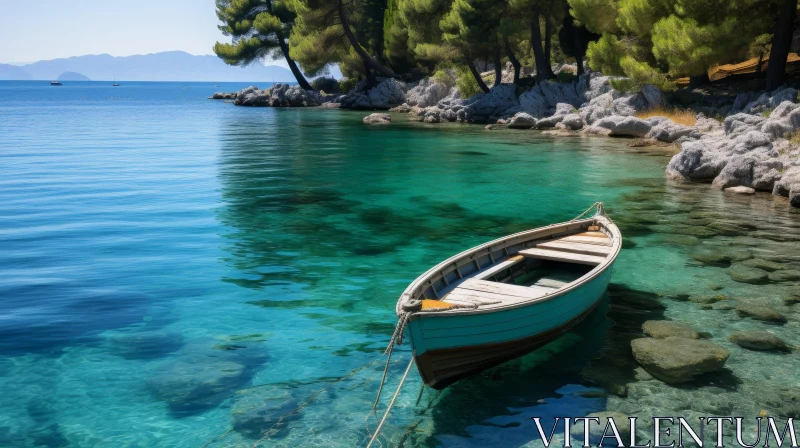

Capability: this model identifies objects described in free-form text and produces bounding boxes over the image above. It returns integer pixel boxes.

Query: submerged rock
[769,270,800,282]
[106,330,184,360]
[691,248,753,266]
[729,331,789,351]
[642,320,700,339]
[362,113,391,125]
[688,294,729,305]
[736,301,787,322]
[147,354,248,414]
[631,337,730,384]
[738,258,785,272]
[231,388,299,438]
[570,411,632,445]
[727,265,770,284]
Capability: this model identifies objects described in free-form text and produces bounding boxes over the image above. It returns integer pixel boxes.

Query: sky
[0,0,289,68]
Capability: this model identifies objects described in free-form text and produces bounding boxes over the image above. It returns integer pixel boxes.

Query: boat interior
[414,222,617,312]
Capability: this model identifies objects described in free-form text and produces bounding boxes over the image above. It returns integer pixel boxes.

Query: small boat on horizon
[50,81,62,86]
[393,202,621,389]
[112,74,119,86]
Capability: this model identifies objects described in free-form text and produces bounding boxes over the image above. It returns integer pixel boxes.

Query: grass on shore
[633,108,697,126]
[787,130,800,146]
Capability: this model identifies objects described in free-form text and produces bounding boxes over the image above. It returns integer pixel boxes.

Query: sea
[1,80,800,447]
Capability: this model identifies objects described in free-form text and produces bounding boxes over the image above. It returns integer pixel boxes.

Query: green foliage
[432,68,457,87]
[568,0,619,34]
[750,33,772,61]
[616,0,670,37]
[311,77,340,93]
[455,65,482,97]
[652,15,748,77]
[339,77,359,93]
[618,56,676,91]
[586,34,626,75]
[214,0,292,67]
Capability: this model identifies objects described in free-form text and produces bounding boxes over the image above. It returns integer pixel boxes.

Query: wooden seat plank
[575,231,608,238]
[519,248,606,266]
[556,235,613,247]
[537,240,613,256]
[456,279,550,299]
[474,255,525,280]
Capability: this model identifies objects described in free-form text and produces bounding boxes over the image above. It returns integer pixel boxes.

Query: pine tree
[289,0,395,88]
[214,0,313,90]
[573,0,773,90]
[766,0,798,90]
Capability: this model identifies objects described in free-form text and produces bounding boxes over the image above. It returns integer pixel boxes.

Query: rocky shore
[211,72,800,207]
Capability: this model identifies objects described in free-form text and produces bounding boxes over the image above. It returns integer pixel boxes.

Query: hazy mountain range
[0,51,305,82]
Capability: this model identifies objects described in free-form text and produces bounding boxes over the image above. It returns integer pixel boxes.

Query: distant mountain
[6,51,299,82]
[57,71,91,81]
[0,63,32,80]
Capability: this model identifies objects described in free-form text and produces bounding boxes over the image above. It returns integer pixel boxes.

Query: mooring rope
[366,358,416,448]
[570,201,605,222]
[371,294,498,413]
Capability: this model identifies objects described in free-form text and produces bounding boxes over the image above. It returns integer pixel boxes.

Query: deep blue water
[2,80,800,447]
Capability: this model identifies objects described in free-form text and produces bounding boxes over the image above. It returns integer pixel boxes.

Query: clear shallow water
[2,81,800,447]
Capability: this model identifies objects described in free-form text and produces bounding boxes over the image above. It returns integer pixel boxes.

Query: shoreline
[211,73,800,209]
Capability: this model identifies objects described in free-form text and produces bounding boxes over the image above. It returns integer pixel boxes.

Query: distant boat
[112,74,119,87]
[50,81,62,86]
[393,202,621,389]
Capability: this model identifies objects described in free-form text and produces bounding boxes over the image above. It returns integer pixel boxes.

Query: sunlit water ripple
[1,81,800,447]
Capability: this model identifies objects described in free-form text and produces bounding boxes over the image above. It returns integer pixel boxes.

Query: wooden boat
[394,203,621,389]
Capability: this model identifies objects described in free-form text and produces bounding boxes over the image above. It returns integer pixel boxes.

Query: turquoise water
[2,81,800,447]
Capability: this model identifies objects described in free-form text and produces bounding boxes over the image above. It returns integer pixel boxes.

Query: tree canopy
[214,0,799,93]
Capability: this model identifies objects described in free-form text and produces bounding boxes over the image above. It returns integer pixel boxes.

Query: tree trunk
[504,37,521,83]
[757,53,764,74]
[276,29,313,90]
[468,59,490,93]
[766,0,798,91]
[689,73,710,88]
[337,0,396,78]
[267,0,313,90]
[530,14,549,82]
[544,16,553,79]
[575,51,585,76]
[493,43,503,87]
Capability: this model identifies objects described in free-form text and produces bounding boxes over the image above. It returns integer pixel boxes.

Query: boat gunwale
[396,215,621,317]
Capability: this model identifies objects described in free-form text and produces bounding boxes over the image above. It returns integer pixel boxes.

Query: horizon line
[0,50,289,66]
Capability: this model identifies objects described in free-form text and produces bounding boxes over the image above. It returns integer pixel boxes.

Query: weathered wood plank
[537,240,613,256]
[474,255,525,280]
[519,248,606,265]
[556,235,613,246]
[456,279,549,299]
[576,231,608,238]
